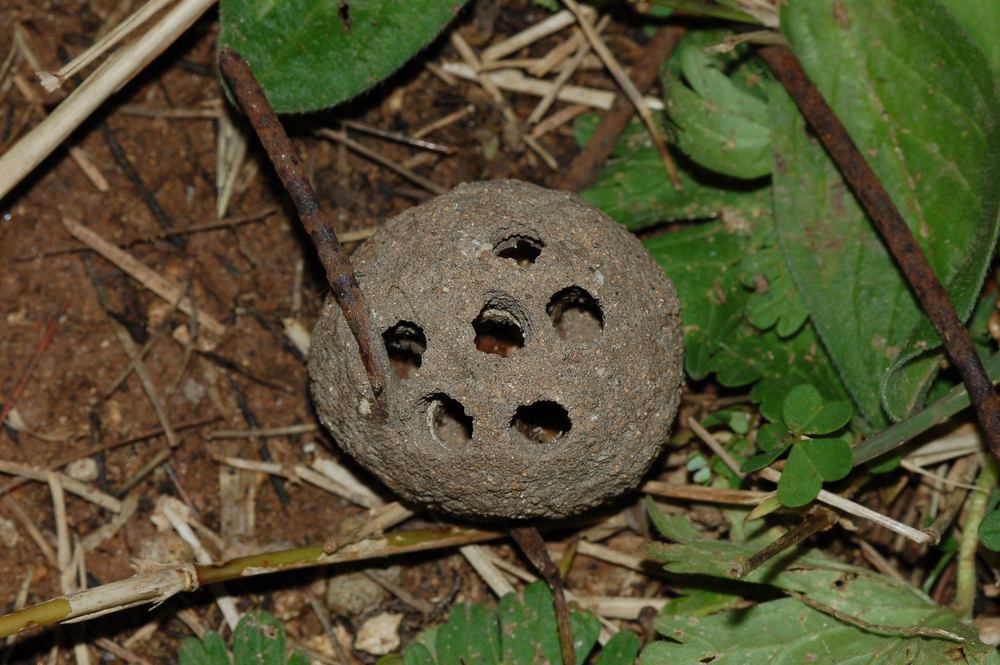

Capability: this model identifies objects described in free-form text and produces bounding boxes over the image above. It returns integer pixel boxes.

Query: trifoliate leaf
[778,436,853,507]
[783,384,853,435]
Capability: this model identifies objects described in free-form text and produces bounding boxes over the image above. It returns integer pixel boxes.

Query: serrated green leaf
[179,632,232,665]
[644,524,998,663]
[940,1,1000,77]
[577,115,770,231]
[783,384,853,435]
[593,631,640,665]
[774,0,1000,425]
[979,511,1000,552]
[436,601,500,665]
[220,0,466,113]
[778,437,853,507]
[232,612,291,665]
[738,238,808,337]
[658,586,744,618]
[646,496,701,544]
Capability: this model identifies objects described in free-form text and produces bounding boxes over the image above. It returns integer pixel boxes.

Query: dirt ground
[0,1,677,661]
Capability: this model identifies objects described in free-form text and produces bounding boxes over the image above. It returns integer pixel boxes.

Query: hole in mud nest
[473,306,525,357]
[494,234,543,266]
[426,394,473,448]
[511,401,571,443]
[547,286,603,344]
[383,321,426,379]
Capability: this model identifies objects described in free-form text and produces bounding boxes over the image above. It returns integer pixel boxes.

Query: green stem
[852,351,1000,466]
[955,457,998,618]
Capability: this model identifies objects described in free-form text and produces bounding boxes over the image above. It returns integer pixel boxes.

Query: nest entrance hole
[494,234,543,266]
[547,286,603,344]
[383,321,427,379]
[511,401,571,444]
[473,306,525,357]
[426,394,473,448]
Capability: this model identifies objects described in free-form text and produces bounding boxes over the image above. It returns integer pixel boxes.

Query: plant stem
[852,351,1000,465]
[759,44,1000,464]
[510,526,575,665]
[954,457,998,618]
[218,47,391,414]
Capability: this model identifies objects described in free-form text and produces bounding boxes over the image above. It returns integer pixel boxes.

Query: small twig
[63,218,226,337]
[922,454,981,545]
[225,374,289,507]
[2,494,57,565]
[110,321,180,449]
[688,416,746,478]
[314,128,447,195]
[411,105,475,139]
[562,0,681,190]
[0,462,121,513]
[733,507,837,578]
[461,544,515,597]
[642,480,770,505]
[481,8,593,62]
[510,527,575,665]
[560,26,685,192]
[759,44,1000,463]
[218,47,391,412]
[341,120,456,154]
[207,423,317,439]
[527,15,609,126]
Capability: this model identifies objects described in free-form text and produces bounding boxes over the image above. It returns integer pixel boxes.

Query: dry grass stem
[0,462,121,513]
[11,74,110,193]
[575,541,647,573]
[527,15,609,125]
[0,0,215,200]
[412,105,475,139]
[481,8,594,62]
[160,500,241,630]
[688,417,746,478]
[114,448,171,496]
[314,128,447,195]
[572,596,667,620]
[64,218,226,337]
[310,458,383,507]
[441,63,664,112]
[856,539,907,583]
[118,105,222,119]
[642,480,771,505]
[1,494,57,565]
[757,468,932,544]
[111,322,180,449]
[561,0,681,189]
[39,0,175,91]
[461,544,516,597]
[94,637,152,665]
[901,458,985,492]
[342,120,456,154]
[82,493,140,551]
[530,29,585,77]
[207,424,318,439]
[529,103,589,139]
[216,107,248,218]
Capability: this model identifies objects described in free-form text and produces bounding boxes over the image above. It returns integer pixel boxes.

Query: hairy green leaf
[940,1,1000,76]
[774,0,1000,425]
[220,0,466,113]
[663,33,771,179]
[782,384,853,435]
[979,511,1000,552]
[644,523,998,663]
[576,115,770,231]
[737,238,808,337]
[181,612,307,665]
[593,631,640,665]
[180,632,232,665]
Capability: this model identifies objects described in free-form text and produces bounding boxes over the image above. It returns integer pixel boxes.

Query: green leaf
[940,1,1000,77]
[644,523,999,664]
[577,115,770,231]
[593,631,640,665]
[646,496,701,544]
[232,612,299,665]
[774,0,1000,425]
[436,601,500,665]
[979,511,1000,552]
[757,422,791,450]
[663,33,772,179]
[778,436,853,507]
[782,384,853,435]
[220,0,466,113]
[740,447,786,474]
[738,237,808,337]
[180,632,232,665]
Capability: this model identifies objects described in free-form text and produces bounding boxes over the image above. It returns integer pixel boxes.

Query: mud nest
[309,180,683,519]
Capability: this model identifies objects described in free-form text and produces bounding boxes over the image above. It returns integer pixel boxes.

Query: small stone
[354,612,403,655]
[64,457,98,482]
[325,571,386,617]
[0,515,19,548]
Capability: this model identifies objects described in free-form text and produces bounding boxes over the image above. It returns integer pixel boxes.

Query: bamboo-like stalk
[0,526,503,638]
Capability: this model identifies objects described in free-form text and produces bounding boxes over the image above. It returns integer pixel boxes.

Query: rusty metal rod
[218,47,390,414]
[758,44,1000,461]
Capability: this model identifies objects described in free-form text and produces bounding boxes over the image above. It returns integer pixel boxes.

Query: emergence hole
[511,401,572,444]
[494,234,543,266]
[473,306,525,357]
[382,321,426,379]
[426,394,473,448]
[547,286,603,344]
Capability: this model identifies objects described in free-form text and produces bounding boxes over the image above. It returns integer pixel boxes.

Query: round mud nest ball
[309,180,683,519]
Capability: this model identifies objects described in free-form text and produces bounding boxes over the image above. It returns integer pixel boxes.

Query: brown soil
[0,1,669,662]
